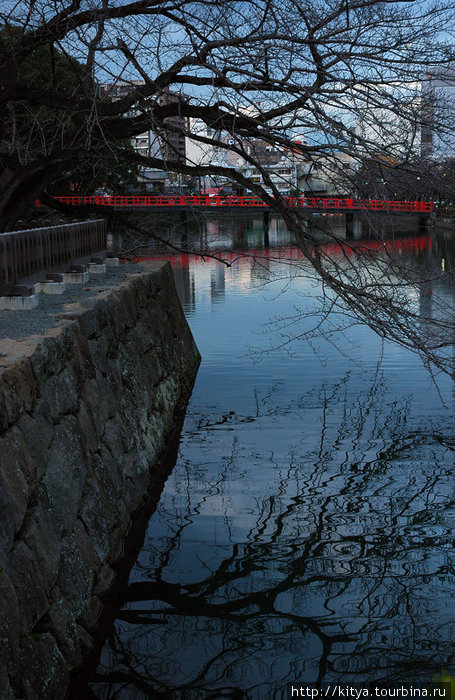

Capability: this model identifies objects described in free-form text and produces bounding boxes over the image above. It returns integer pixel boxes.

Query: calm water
[91,216,455,699]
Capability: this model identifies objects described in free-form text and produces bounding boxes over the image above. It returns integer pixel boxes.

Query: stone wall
[0,262,200,699]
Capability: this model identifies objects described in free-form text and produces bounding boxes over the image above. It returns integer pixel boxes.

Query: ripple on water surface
[90,234,455,698]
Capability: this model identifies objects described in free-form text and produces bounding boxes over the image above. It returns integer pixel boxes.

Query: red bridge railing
[0,219,106,295]
[43,195,434,212]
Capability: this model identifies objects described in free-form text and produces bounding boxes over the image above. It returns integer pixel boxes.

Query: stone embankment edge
[0,262,201,699]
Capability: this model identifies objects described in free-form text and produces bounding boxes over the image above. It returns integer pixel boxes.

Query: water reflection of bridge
[141,234,436,317]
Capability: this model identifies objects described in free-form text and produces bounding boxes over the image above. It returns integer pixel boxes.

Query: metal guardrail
[0,219,107,296]
[43,195,434,212]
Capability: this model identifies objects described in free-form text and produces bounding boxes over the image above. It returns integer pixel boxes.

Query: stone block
[101,414,129,456]
[108,526,126,564]
[62,271,89,284]
[15,413,54,483]
[86,337,108,375]
[86,450,129,530]
[79,481,110,563]
[71,323,96,383]
[21,506,61,592]
[0,294,38,310]
[116,282,143,330]
[88,262,106,274]
[0,478,17,552]
[33,281,66,295]
[0,358,37,432]
[77,307,101,340]
[7,541,49,635]
[77,401,100,453]
[0,438,29,544]
[97,325,117,358]
[40,599,83,669]
[82,375,118,425]
[42,416,88,533]
[73,517,100,575]
[29,331,73,394]
[56,535,92,618]
[0,570,20,671]
[92,296,113,332]
[6,425,36,488]
[93,564,115,597]
[16,633,68,700]
[76,595,103,632]
[108,292,135,337]
[40,369,79,421]
[105,256,120,267]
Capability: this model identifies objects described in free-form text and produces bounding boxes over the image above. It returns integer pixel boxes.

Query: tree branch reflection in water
[90,373,455,698]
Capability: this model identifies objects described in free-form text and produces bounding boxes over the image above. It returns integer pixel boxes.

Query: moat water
[91,214,455,698]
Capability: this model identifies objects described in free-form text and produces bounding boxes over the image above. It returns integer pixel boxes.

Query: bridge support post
[418,214,433,232]
[346,213,354,238]
[263,210,270,247]
[180,211,188,245]
[234,221,247,248]
[345,213,362,239]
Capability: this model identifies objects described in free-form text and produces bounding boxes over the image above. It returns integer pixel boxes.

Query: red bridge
[47,195,433,213]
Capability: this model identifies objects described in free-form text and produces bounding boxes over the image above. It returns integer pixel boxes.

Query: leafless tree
[89,374,455,696]
[3,0,455,373]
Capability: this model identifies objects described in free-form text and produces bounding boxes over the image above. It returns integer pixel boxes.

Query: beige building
[299,152,359,195]
[100,82,187,190]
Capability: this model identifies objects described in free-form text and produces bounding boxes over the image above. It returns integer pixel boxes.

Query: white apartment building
[421,70,455,158]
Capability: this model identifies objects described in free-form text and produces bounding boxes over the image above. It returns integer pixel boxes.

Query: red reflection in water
[126,235,433,267]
